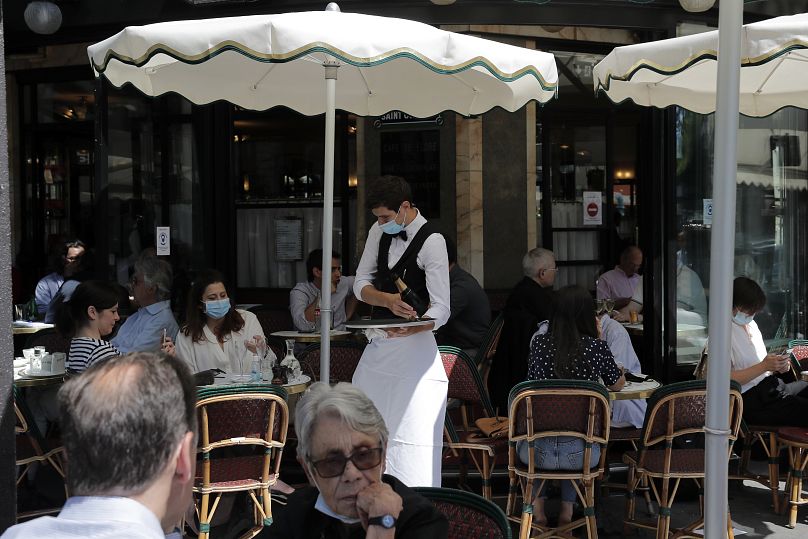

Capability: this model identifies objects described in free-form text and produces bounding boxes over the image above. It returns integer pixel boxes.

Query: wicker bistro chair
[414,486,512,539]
[439,346,506,500]
[297,340,366,383]
[778,426,808,528]
[730,420,781,513]
[622,380,743,539]
[13,386,67,521]
[193,384,289,539]
[506,380,611,539]
[475,313,504,385]
[247,305,294,335]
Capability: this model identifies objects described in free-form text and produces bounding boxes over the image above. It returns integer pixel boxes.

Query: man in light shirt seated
[598,313,647,428]
[112,254,179,353]
[2,352,197,539]
[35,239,86,315]
[290,249,358,331]
[597,245,643,310]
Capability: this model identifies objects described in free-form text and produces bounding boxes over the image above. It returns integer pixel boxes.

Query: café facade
[4,0,808,380]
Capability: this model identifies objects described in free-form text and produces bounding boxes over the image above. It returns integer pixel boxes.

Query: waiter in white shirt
[353,175,450,488]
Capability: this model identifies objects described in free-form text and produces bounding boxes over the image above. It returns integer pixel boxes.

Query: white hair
[295,382,389,461]
[522,248,555,278]
[135,255,173,301]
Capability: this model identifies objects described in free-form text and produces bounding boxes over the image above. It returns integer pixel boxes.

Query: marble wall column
[455,115,484,284]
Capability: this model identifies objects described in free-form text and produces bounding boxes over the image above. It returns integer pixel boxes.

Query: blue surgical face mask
[380,206,405,235]
[732,311,755,326]
[204,298,231,320]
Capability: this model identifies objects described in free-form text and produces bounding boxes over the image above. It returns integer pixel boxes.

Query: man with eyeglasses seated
[112,252,179,353]
[262,382,448,538]
[290,249,358,332]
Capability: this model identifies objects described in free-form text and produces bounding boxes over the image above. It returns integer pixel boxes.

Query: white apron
[352,330,448,487]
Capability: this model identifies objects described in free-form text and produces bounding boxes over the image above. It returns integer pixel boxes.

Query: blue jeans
[517,436,601,503]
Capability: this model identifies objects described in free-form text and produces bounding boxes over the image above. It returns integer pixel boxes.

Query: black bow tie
[395,230,408,241]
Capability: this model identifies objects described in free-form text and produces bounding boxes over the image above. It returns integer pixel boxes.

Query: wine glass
[595,299,606,316]
[605,298,616,316]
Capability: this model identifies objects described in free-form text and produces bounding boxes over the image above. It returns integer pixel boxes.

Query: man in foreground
[2,352,198,538]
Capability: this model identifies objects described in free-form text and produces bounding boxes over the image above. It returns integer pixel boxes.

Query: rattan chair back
[414,486,512,539]
[248,304,293,335]
[639,379,742,451]
[193,384,289,537]
[440,346,496,417]
[506,379,611,539]
[13,386,67,521]
[298,340,365,383]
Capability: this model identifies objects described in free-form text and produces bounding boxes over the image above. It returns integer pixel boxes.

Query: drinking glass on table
[595,299,606,316]
[605,298,616,316]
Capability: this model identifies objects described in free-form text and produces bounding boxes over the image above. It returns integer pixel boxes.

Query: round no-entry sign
[587,202,599,217]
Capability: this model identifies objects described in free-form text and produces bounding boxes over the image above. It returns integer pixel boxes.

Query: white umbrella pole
[320,60,339,384]
[704,1,743,537]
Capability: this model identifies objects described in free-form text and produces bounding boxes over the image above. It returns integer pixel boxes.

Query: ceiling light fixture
[678,0,715,13]
[24,1,62,35]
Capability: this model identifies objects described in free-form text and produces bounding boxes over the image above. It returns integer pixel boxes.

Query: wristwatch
[367,514,397,529]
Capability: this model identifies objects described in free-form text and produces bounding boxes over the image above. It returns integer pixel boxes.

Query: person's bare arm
[731,354,789,386]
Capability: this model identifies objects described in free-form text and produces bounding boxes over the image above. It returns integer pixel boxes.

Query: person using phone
[728,277,808,426]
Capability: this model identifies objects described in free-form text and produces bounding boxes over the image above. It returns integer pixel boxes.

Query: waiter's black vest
[371,221,438,319]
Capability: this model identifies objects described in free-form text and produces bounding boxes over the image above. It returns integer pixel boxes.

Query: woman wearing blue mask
[173,269,275,374]
[729,276,808,426]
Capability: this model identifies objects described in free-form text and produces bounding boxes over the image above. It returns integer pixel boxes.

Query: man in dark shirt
[487,247,557,412]
[436,236,491,355]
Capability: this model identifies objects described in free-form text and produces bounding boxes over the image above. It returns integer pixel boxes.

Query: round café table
[14,370,65,388]
[12,323,55,336]
[609,379,661,401]
[209,373,311,395]
[270,330,352,343]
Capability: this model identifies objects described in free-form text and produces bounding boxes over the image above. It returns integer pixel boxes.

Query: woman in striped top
[56,280,122,374]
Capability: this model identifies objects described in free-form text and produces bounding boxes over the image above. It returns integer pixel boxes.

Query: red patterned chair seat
[609,426,641,442]
[623,448,706,476]
[195,454,278,491]
[432,501,505,539]
[778,427,808,445]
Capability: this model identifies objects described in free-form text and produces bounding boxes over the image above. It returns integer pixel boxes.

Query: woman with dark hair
[728,276,808,426]
[522,285,625,526]
[55,280,121,374]
[173,269,275,373]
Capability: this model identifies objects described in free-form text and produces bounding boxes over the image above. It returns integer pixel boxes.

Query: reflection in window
[674,107,808,365]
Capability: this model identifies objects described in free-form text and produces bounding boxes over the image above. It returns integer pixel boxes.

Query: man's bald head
[619,246,643,277]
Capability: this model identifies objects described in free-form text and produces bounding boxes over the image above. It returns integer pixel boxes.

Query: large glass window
[106,89,200,285]
[674,107,808,365]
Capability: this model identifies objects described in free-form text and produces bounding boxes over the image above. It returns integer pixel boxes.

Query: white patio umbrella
[594,7,808,538]
[593,12,808,116]
[88,4,558,383]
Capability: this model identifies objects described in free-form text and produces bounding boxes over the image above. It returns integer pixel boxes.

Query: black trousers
[742,375,808,427]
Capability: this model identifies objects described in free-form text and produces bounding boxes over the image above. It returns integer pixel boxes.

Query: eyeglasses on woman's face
[308,446,383,478]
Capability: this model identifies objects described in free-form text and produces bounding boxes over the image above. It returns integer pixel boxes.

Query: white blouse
[175,309,275,374]
[729,319,769,393]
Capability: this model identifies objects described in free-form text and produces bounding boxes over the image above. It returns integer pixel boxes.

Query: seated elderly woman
[263,382,448,538]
